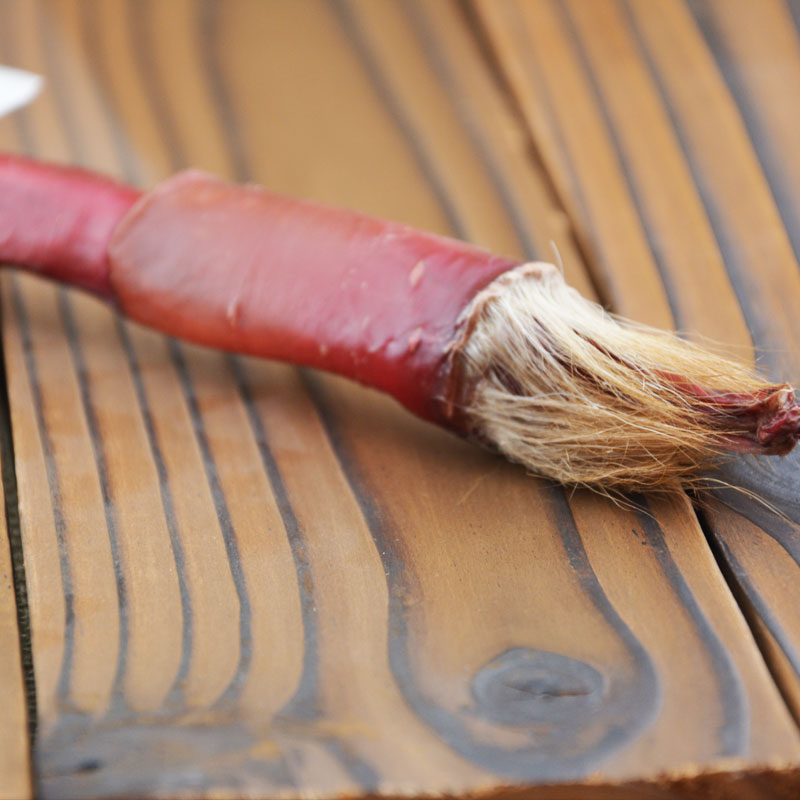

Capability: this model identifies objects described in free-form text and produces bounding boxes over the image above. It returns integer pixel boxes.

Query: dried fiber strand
[457,263,800,493]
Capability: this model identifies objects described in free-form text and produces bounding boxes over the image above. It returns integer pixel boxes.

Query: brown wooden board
[0,11,38,800]
[0,0,799,797]
[476,0,800,765]
[684,0,800,726]
[0,380,31,797]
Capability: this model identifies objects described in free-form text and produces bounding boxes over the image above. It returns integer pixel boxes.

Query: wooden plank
[0,0,799,797]
[683,0,800,723]
[0,408,31,800]
[476,0,800,744]
[0,10,41,800]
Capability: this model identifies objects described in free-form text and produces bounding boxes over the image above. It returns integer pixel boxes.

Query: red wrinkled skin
[1,154,799,457]
[108,170,519,423]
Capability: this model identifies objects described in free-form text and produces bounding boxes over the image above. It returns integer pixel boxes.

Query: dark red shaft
[0,154,139,297]
[0,157,519,423]
[110,171,519,422]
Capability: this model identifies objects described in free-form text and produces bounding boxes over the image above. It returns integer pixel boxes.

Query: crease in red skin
[1,153,800,459]
[0,154,139,297]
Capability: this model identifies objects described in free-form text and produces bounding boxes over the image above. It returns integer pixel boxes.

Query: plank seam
[463,0,800,745]
[698,506,800,731]
[620,0,800,737]
[0,0,40,761]
[0,287,37,747]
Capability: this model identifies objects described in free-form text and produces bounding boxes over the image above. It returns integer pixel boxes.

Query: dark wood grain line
[76,0,194,712]
[620,0,800,511]
[121,0,258,709]
[57,291,129,711]
[125,0,186,171]
[197,0,250,182]
[8,2,86,719]
[115,321,194,708]
[35,0,88,167]
[304,372,660,780]
[708,490,800,684]
[459,0,611,309]
[175,0,320,723]
[687,0,800,270]
[710,518,800,681]
[194,8,381,783]
[619,0,800,705]
[403,1,539,261]
[621,1,782,379]
[8,276,73,712]
[635,499,749,755]
[227,356,320,720]
[218,367,379,789]
[0,1,39,743]
[331,13,659,765]
[715,493,800,584]
[555,2,684,330]
[33,0,136,719]
[168,340,252,707]
[329,0,468,240]
[501,0,594,237]
[232,355,383,788]
[496,0,630,309]
[78,0,141,179]
[0,298,35,738]
[317,738,381,792]
[296,3,660,776]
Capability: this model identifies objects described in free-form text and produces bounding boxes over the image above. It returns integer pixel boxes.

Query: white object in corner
[0,65,43,118]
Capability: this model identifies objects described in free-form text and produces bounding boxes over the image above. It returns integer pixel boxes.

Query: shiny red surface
[109,170,519,422]
[0,154,139,297]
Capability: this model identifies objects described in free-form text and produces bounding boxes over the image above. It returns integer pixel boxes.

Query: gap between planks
[460,0,800,743]
[459,0,800,744]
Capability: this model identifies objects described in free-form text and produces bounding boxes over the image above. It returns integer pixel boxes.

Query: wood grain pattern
[0,408,31,799]
[0,9,37,800]
[0,0,799,797]
[477,0,800,750]
[685,0,800,724]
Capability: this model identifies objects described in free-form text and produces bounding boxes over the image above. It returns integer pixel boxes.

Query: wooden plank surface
[0,11,37,800]
[0,403,31,799]
[686,0,800,725]
[0,0,799,797]
[475,0,800,738]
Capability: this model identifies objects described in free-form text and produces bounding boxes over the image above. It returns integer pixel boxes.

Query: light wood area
[0,0,799,798]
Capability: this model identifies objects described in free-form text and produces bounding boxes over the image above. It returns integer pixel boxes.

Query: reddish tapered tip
[750,386,800,454]
[708,384,800,456]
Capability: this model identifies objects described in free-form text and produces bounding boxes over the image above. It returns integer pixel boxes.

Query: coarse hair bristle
[455,262,800,494]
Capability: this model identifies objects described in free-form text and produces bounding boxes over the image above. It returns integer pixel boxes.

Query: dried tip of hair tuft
[453,262,800,493]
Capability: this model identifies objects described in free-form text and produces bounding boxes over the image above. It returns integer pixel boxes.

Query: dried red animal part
[1,154,798,491]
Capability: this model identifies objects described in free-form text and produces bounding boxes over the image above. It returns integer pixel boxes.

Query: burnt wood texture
[0,1,799,798]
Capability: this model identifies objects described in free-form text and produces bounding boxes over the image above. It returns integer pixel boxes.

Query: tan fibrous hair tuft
[454,263,800,493]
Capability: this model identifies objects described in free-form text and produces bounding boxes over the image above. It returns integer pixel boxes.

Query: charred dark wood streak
[308,372,660,781]
[625,0,800,691]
